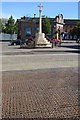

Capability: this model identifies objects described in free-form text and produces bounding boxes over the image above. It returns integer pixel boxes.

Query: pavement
[0,42,80,120]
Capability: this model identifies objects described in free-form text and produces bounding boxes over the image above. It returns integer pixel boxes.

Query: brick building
[63,19,80,39]
[17,15,80,40]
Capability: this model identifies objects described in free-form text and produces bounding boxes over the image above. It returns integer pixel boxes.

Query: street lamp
[33,14,36,48]
[34,14,36,18]
[33,14,36,37]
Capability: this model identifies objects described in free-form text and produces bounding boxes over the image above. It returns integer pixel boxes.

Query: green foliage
[70,21,80,37]
[4,16,18,34]
[0,19,4,33]
[42,16,51,35]
[14,22,18,34]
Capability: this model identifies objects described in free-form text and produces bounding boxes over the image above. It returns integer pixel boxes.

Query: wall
[0,33,17,41]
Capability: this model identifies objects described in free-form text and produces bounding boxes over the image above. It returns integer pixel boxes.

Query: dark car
[9,39,21,45]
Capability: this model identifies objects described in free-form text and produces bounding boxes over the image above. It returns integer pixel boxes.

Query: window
[26,27,31,35]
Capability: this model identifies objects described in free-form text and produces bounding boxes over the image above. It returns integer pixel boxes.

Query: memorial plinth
[35,33,51,47]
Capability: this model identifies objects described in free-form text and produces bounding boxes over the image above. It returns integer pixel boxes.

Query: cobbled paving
[2,67,80,120]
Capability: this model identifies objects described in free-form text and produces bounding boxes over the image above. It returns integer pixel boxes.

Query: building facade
[17,15,80,40]
[63,19,80,39]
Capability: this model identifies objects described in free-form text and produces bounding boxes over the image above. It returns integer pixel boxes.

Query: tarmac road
[0,42,79,71]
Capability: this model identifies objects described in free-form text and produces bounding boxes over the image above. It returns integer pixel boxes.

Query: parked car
[9,39,21,45]
[8,36,34,46]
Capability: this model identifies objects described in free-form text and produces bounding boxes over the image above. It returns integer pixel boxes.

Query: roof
[17,16,80,25]
[64,19,80,25]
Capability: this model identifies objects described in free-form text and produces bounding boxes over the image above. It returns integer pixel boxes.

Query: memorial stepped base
[35,33,52,48]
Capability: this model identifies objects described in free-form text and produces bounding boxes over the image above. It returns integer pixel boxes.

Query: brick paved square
[2,68,80,120]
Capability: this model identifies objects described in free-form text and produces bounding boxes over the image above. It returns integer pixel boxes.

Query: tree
[0,19,4,33]
[70,21,80,38]
[14,22,18,34]
[4,16,18,34]
[42,16,51,35]
[76,22,80,38]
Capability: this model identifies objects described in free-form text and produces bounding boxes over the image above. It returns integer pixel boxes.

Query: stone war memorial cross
[35,1,52,47]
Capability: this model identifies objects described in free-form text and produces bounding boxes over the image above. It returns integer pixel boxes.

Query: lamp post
[33,14,36,37]
[33,14,36,48]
